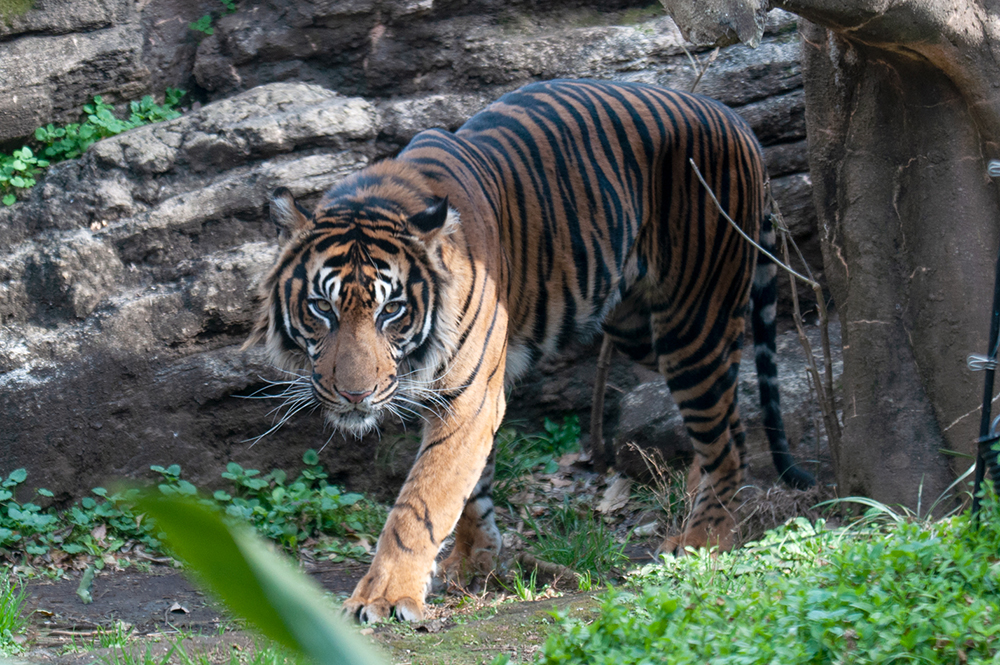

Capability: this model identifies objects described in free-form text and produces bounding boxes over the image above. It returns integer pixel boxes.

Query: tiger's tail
[750,213,815,490]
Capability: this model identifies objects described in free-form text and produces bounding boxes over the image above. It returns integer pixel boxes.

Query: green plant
[538,494,1000,664]
[189,0,238,35]
[93,621,134,649]
[212,449,385,551]
[493,415,581,505]
[511,566,543,602]
[33,91,184,166]
[526,500,629,582]
[136,493,383,665]
[0,147,48,205]
[0,573,28,654]
[1,89,185,205]
[103,642,179,665]
[0,451,384,566]
[0,466,160,561]
[188,14,213,34]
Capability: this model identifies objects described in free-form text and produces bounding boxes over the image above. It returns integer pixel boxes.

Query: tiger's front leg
[343,375,506,622]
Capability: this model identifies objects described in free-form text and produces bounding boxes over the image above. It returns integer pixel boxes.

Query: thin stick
[780,229,841,473]
[776,206,839,424]
[680,44,721,93]
[689,158,817,287]
[767,187,842,446]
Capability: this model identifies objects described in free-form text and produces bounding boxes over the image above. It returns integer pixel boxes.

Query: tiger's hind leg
[651,307,748,555]
[438,448,502,590]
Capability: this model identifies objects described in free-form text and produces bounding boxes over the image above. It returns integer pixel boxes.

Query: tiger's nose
[337,388,373,404]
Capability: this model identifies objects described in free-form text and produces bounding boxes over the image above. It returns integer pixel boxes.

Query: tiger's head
[245,162,459,436]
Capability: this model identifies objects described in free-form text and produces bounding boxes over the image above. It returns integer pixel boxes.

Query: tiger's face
[247,166,456,436]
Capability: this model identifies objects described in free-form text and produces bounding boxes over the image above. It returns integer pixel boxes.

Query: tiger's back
[248,79,811,623]
[402,80,765,379]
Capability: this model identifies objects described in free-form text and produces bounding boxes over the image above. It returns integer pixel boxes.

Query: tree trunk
[661,0,1000,510]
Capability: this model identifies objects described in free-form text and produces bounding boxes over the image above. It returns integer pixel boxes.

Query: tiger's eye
[383,301,402,315]
[314,300,332,312]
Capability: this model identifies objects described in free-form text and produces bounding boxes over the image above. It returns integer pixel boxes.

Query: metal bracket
[967,353,998,372]
[979,414,1000,448]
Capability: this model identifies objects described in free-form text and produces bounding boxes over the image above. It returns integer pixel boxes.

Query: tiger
[245,78,814,623]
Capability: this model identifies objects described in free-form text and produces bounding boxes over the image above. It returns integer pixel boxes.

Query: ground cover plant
[1,89,185,205]
[0,449,385,571]
[538,492,1000,664]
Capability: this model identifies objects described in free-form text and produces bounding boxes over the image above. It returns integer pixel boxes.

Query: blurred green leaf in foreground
[136,493,384,665]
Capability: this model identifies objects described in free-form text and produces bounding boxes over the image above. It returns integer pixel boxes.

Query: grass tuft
[0,574,28,654]
[526,501,629,583]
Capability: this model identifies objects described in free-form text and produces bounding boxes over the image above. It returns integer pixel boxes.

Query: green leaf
[176,480,198,496]
[136,493,383,665]
[303,449,320,466]
[4,468,27,486]
[37,488,54,498]
[77,565,95,603]
[2,194,15,206]
[189,14,214,35]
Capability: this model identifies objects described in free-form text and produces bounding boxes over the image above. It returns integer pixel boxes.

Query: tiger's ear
[269,187,312,245]
[406,196,457,241]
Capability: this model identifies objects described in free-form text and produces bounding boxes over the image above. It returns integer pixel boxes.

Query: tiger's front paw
[342,594,424,623]
[342,567,429,623]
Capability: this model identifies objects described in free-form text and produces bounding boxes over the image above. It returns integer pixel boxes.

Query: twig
[680,44,721,93]
[768,192,842,473]
[777,205,839,434]
[689,158,816,287]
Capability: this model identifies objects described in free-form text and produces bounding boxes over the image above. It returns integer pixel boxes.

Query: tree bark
[661,0,1000,510]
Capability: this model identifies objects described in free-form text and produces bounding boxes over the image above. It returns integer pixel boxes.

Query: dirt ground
[12,553,608,665]
[15,560,362,663]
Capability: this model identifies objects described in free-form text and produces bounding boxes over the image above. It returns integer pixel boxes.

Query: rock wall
[0,1,828,501]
